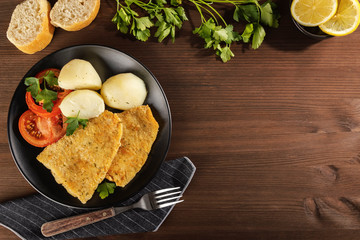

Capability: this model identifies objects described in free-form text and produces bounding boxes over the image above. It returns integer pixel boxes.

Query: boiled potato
[59,90,105,119]
[101,73,147,110]
[58,59,102,90]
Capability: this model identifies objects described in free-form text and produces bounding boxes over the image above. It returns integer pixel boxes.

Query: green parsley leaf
[135,17,153,31]
[155,0,167,7]
[193,18,215,39]
[252,23,266,49]
[35,88,58,112]
[234,4,259,23]
[214,28,228,42]
[155,21,172,42]
[260,2,274,27]
[154,12,164,22]
[130,18,136,34]
[224,25,241,44]
[118,21,130,34]
[97,181,116,199]
[241,23,254,43]
[78,118,88,128]
[204,37,214,49]
[176,7,188,21]
[118,8,131,25]
[218,46,234,63]
[135,28,151,41]
[24,77,40,98]
[65,113,88,136]
[43,70,58,86]
[131,16,153,41]
[170,0,179,6]
[170,25,176,41]
[158,26,171,42]
[155,21,168,37]
[165,8,182,28]
[260,1,280,28]
[233,6,241,22]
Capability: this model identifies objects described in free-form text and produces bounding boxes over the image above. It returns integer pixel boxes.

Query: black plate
[7,45,172,209]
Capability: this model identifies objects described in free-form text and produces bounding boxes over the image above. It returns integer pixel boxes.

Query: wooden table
[2,0,360,239]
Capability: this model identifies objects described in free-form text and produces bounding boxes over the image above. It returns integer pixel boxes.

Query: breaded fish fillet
[106,105,159,187]
[37,110,123,204]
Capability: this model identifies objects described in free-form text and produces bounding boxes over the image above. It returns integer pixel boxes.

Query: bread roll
[50,0,100,31]
[6,0,54,54]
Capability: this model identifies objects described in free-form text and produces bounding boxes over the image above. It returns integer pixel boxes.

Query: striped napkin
[0,157,195,240]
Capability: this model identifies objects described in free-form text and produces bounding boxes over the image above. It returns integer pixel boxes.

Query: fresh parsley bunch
[112,0,188,42]
[112,0,280,62]
[191,0,279,62]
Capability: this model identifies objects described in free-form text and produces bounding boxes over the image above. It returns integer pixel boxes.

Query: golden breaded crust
[37,110,122,204]
[106,105,159,187]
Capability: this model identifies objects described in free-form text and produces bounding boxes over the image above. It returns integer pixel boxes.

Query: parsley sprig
[112,0,279,62]
[24,71,59,112]
[65,111,89,136]
[191,0,279,62]
[233,0,279,49]
[97,181,117,199]
[112,0,188,42]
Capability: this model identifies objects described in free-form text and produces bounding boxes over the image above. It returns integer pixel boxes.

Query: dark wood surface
[2,0,360,239]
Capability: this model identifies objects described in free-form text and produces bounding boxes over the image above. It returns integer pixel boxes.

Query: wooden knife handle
[41,207,115,237]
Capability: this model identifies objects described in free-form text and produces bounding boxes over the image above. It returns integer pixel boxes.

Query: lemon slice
[319,0,360,36]
[291,0,338,27]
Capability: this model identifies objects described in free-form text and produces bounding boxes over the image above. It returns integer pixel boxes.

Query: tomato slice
[25,68,71,118]
[47,114,67,143]
[35,68,60,80]
[25,91,61,118]
[18,110,66,147]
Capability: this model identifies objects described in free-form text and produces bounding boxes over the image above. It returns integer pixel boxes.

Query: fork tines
[154,187,184,208]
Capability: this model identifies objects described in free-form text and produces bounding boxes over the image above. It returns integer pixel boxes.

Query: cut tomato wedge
[18,110,66,147]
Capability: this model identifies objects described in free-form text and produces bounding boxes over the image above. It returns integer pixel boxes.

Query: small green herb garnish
[97,181,117,199]
[65,112,89,136]
[24,70,59,112]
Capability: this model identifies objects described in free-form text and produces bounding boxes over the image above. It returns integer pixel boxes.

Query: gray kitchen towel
[0,156,195,240]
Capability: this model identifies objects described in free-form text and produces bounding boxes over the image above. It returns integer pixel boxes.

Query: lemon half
[291,0,338,27]
[319,0,360,36]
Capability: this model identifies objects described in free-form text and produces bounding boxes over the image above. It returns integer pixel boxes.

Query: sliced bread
[6,0,54,54]
[50,0,100,31]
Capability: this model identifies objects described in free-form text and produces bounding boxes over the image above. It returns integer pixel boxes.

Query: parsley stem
[190,0,227,26]
[190,0,217,24]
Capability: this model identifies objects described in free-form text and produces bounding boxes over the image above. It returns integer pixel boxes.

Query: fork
[41,187,183,237]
